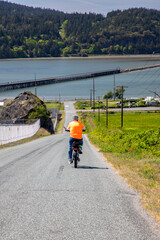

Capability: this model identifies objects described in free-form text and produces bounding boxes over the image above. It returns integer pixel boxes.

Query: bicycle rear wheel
[74,154,77,168]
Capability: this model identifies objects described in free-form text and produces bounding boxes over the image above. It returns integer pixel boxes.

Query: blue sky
[5,0,160,15]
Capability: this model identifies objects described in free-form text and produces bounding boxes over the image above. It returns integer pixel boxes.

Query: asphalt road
[0,101,160,240]
[77,106,160,113]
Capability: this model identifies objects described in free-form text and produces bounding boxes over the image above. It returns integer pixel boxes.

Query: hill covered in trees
[0,1,159,58]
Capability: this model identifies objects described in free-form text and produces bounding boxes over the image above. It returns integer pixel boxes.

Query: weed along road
[0,101,160,240]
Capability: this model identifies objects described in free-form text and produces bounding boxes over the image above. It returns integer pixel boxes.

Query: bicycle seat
[72,141,80,148]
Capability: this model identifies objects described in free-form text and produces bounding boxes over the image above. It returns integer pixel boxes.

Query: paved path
[0,101,160,240]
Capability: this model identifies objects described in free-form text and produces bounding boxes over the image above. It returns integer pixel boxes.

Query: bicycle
[63,125,85,168]
[72,140,81,168]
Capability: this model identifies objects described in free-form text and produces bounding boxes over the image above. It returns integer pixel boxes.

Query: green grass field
[107,111,160,129]
[45,101,64,110]
[82,111,160,156]
[80,110,160,224]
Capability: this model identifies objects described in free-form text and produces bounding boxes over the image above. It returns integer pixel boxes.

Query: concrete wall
[0,119,40,145]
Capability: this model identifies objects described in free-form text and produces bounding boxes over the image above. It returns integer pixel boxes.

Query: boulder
[0,91,54,134]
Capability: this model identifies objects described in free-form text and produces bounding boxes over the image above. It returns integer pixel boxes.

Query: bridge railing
[0,68,120,86]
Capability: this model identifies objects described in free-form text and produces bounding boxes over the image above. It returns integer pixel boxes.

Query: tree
[62,46,71,56]
[80,49,88,57]
[103,91,113,99]
[0,2,159,58]
[115,87,125,99]
[50,41,61,57]
[13,46,27,58]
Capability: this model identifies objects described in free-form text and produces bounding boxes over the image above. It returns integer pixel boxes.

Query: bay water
[0,56,160,100]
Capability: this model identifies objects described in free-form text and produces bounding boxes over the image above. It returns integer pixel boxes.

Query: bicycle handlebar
[63,126,85,132]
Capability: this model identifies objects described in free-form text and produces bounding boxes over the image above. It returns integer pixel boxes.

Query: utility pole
[117,86,128,128]
[113,74,115,100]
[35,73,37,96]
[90,89,92,107]
[98,96,100,122]
[106,98,108,128]
[121,86,124,128]
[59,93,61,106]
[92,78,95,111]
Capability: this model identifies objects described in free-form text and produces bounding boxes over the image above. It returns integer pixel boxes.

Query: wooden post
[106,98,108,128]
[121,86,124,128]
[35,73,37,96]
[93,78,95,111]
[90,89,92,107]
[117,85,127,128]
[113,74,115,100]
[98,96,100,122]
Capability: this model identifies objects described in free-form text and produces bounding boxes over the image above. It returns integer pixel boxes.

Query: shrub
[28,105,50,119]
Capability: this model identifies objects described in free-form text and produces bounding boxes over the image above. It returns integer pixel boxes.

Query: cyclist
[64,115,85,164]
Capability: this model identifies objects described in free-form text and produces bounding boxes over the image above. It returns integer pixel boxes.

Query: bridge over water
[0,64,159,92]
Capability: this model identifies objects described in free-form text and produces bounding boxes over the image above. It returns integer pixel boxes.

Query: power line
[124,57,160,87]
[138,67,160,97]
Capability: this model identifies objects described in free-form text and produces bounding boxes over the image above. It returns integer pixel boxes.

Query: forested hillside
[0,1,159,58]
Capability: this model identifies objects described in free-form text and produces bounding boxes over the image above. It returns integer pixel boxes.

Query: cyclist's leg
[79,138,83,146]
[68,137,74,159]
[78,138,83,154]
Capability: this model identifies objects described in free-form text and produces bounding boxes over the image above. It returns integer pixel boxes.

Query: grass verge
[81,111,160,226]
[55,112,65,134]
[45,101,64,110]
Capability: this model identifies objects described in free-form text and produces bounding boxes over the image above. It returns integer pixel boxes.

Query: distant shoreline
[1,54,160,61]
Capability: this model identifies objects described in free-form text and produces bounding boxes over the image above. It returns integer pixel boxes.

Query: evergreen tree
[0,2,159,58]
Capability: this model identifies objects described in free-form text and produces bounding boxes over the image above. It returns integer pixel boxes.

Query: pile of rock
[0,91,54,133]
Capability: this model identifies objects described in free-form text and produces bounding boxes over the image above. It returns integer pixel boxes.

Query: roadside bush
[137,100,146,107]
[89,126,160,157]
[28,105,50,119]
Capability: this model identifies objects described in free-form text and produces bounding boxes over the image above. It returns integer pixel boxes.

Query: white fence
[0,119,40,145]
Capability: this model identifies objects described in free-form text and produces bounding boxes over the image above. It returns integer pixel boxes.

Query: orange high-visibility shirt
[67,121,84,139]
